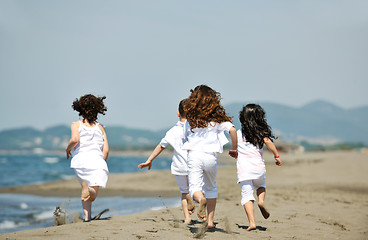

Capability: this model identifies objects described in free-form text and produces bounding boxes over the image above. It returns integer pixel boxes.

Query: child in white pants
[183,85,238,230]
[138,99,195,224]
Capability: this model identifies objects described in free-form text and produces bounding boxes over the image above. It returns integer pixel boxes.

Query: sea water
[0,153,180,234]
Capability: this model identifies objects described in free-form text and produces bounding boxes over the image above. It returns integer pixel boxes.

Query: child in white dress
[237,104,281,231]
[182,85,238,230]
[66,94,109,222]
[138,99,195,224]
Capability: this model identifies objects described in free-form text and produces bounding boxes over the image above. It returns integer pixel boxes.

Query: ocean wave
[43,157,60,164]
[0,220,29,230]
[19,203,28,209]
[35,211,53,221]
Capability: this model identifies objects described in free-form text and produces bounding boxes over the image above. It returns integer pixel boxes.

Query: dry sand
[1,150,367,240]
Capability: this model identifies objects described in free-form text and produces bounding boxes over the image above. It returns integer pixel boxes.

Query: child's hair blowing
[72,94,107,124]
[239,104,275,148]
[185,85,232,129]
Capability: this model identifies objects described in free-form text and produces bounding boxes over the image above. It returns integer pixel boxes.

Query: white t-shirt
[70,121,108,171]
[236,129,266,183]
[160,121,188,176]
[182,121,234,153]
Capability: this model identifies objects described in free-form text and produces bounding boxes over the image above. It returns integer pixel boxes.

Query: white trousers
[239,178,266,206]
[187,151,218,199]
[175,175,189,194]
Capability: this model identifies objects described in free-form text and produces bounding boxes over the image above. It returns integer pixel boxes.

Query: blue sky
[0,0,367,131]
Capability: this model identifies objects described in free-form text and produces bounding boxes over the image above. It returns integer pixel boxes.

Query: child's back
[236,129,266,184]
[160,120,188,175]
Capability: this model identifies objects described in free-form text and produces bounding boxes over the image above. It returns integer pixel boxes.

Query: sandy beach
[1,150,367,240]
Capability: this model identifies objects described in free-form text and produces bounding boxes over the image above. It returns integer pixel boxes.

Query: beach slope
[1,151,367,240]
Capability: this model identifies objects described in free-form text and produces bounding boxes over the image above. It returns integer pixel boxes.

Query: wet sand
[1,151,367,239]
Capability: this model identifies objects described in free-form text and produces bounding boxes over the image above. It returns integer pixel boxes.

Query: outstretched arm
[264,137,281,166]
[138,144,165,170]
[66,122,80,159]
[228,126,238,159]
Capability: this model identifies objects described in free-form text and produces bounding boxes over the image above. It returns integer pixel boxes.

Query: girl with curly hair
[66,94,109,222]
[237,104,281,231]
[182,85,238,230]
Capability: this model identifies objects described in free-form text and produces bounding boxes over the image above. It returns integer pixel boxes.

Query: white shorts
[74,168,108,188]
[239,178,266,206]
[175,175,189,194]
[187,151,218,199]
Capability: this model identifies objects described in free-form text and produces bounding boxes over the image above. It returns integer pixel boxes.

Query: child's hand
[274,157,282,166]
[138,161,152,170]
[229,149,238,159]
[66,149,72,159]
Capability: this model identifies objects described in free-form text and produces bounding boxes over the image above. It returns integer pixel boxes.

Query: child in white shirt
[138,99,195,224]
[237,104,281,231]
[182,85,238,230]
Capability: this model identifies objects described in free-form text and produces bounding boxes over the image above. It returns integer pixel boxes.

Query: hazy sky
[1,0,367,131]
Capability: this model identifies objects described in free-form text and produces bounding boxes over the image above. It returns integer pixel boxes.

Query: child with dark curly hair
[182,85,238,230]
[237,104,281,231]
[66,94,109,222]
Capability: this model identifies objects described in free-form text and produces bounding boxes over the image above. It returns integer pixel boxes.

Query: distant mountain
[225,100,368,145]
[0,125,164,151]
[0,100,367,150]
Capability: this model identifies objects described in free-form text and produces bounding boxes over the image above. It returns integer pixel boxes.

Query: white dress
[236,129,266,183]
[70,121,109,188]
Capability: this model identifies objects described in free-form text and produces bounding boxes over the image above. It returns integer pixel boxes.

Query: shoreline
[1,151,368,239]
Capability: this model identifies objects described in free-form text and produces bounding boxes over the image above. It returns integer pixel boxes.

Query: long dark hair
[72,94,107,124]
[239,104,275,148]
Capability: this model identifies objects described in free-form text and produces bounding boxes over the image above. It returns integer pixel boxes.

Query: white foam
[0,220,17,229]
[19,203,28,209]
[43,157,59,164]
[35,211,53,221]
[0,220,28,230]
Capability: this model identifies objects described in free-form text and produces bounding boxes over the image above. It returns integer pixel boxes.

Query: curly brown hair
[184,85,232,129]
[72,94,107,124]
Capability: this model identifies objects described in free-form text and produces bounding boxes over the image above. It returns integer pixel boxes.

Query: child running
[237,104,281,231]
[182,85,238,230]
[66,94,109,222]
[138,99,195,224]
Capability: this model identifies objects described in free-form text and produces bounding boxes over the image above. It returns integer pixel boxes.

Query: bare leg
[243,200,256,231]
[81,182,90,201]
[181,193,192,224]
[193,191,207,222]
[82,200,92,221]
[257,187,270,219]
[207,198,216,229]
[88,186,99,202]
[81,186,99,221]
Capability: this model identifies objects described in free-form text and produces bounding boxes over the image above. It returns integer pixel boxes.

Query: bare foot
[186,195,195,215]
[81,182,90,201]
[208,223,216,229]
[197,198,207,222]
[184,218,192,225]
[246,225,257,231]
[258,202,270,219]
